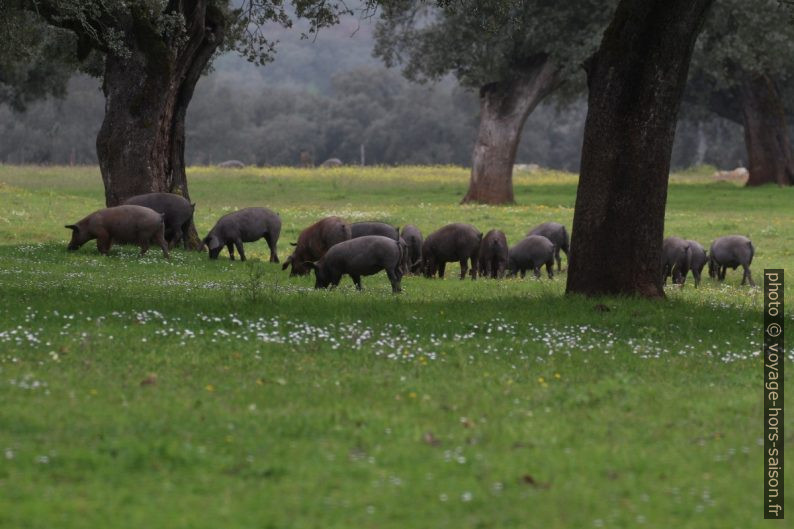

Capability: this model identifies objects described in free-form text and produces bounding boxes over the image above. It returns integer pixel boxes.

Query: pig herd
[64,192,757,292]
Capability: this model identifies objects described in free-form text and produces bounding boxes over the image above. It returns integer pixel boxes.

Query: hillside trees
[688,0,794,186]
[374,0,615,204]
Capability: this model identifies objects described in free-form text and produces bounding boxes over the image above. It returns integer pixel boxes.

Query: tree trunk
[739,71,794,187]
[96,2,225,248]
[566,0,713,298]
[461,56,559,205]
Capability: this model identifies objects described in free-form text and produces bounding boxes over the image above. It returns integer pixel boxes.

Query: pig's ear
[290,242,297,247]
[190,203,196,210]
[303,261,317,270]
[64,224,77,231]
[281,256,292,271]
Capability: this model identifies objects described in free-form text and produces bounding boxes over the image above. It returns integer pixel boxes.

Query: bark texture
[461,56,559,205]
[97,1,226,248]
[566,0,713,298]
[739,72,794,186]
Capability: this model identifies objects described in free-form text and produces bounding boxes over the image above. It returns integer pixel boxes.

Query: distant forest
[0,12,747,171]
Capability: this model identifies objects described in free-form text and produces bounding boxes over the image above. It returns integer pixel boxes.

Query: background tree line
[1,9,747,170]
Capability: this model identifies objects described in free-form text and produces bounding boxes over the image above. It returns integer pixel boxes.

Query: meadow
[0,164,791,528]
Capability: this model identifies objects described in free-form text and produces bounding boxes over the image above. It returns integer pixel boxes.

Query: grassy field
[0,164,791,528]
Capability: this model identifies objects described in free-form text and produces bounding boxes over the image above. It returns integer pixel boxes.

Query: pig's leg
[438,262,446,279]
[458,259,467,280]
[182,220,192,249]
[555,247,561,271]
[169,226,182,250]
[693,269,701,287]
[97,235,112,255]
[154,231,170,259]
[469,255,477,280]
[234,239,246,262]
[351,274,363,291]
[226,242,235,261]
[386,267,401,293]
[139,239,150,256]
[264,233,279,263]
[533,265,542,279]
[742,264,755,286]
[546,261,554,279]
[394,260,404,281]
[720,265,727,281]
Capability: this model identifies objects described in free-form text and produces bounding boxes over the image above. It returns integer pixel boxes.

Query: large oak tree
[374,0,614,204]
[566,0,714,298]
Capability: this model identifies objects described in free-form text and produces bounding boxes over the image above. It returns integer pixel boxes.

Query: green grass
[0,164,791,528]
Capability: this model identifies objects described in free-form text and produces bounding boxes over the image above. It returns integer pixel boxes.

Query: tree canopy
[374,0,614,92]
[687,0,794,119]
[0,2,77,109]
[0,0,364,108]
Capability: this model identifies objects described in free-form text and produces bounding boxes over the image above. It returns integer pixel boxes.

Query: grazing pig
[400,224,423,274]
[478,229,508,279]
[685,240,707,287]
[507,235,555,279]
[202,207,281,262]
[282,216,352,276]
[306,235,404,293]
[217,160,245,169]
[123,192,195,249]
[65,205,169,258]
[661,236,690,285]
[351,221,399,241]
[321,158,343,168]
[422,223,482,280]
[708,235,755,286]
[527,222,569,271]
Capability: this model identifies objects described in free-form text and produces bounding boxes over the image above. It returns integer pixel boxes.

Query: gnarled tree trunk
[566,0,713,298]
[461,56,559,205]
[97,2,226,248]
[739,71,794,187]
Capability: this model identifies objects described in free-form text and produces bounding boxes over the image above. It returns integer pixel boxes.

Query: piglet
[422,223,482,280]
[527,222,569,271]
[708,235,755,286]
[686,240,707,287]
[478,229,508,279]
[351,221,399,240]
[400,224,423,274]
[661,236,690,285]
[283,216,352,276]
[203,207,281,262]
[65,205,169,258]
[507,235,555,279]
[306,235,404,293]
